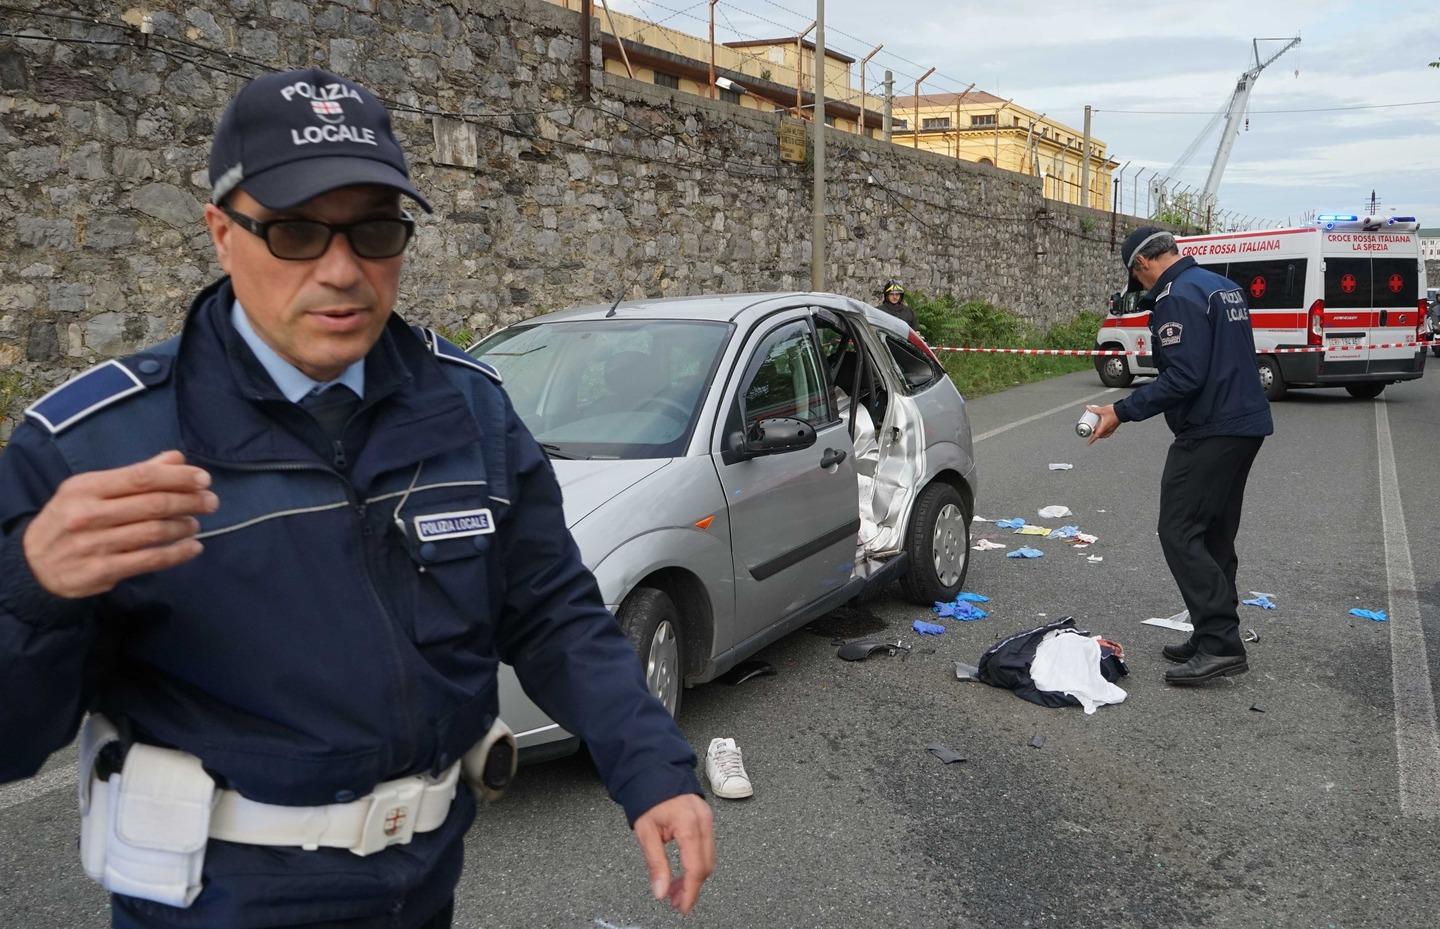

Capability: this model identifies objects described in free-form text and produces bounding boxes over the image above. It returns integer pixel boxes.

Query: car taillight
[1307,299,1324,346]
[909,329,941,365]
[1418,300,1428,339]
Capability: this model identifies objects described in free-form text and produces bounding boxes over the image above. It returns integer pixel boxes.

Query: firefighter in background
[877,280,918,328]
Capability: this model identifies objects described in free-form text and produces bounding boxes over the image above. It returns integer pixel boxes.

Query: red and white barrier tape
[931,342,1427,357]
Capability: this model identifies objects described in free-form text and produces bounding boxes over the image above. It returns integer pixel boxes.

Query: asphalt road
[2,364,1436,929]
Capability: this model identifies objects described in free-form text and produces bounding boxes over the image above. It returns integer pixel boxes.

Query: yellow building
[544,1,1117,208]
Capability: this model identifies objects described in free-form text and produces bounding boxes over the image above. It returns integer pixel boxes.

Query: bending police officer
[1085,227,1273,686]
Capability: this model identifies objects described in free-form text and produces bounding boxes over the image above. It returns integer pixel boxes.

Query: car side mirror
[724,417,816,463]
[1107,292,1122,315]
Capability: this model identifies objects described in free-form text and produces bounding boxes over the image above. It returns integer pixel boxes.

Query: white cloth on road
[1030,630,1128,715]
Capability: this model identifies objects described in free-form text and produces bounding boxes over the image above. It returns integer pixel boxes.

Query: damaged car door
[715,312,859,646]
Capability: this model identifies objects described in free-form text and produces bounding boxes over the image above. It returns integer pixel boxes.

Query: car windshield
[471,319,732,459]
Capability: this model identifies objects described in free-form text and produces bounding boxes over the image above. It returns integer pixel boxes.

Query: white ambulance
[1094,216,1429,399]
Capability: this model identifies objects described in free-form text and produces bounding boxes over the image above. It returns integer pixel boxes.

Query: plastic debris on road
[1074,532,1099,545]
[972,516,992,523]
[913,619,947,636]
[1141,610,1193,632]
[1242,595,1277,610]
[1048,463,1074,471]
[1016,525,1051,536]
[995,517,1026,529]
[1348,608,1388,622]
[934,599,988,621]
[953,661,982,681]
[1048,525,1080,540]
[1038,505,1073,519]
[956,592,990,603]
[718,659,777,686]
[926,742,966,764]
[1087,555,1104,564]
[972,539,1007,551]
[1007,547,1045,559]
[1242,629,1260,643]
[1028,735,1046,749]
[836,639,910,661]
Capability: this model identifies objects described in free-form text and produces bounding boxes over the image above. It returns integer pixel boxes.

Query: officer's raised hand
[23,450,218,598]
[634,793,715,914]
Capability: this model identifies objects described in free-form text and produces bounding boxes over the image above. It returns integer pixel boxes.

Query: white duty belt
[209,762,461,856]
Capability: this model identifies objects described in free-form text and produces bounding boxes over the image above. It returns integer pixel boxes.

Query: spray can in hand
[1076,409,1101,438]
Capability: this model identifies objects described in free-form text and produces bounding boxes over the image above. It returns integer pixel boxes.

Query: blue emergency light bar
[1316,213,1358,222]
[1386,216,1417,224]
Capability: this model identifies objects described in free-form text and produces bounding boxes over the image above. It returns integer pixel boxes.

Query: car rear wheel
[1431,345,1439,358]
[1095,349,1134,388]
[900,482,971,606]
[1345,382,1386,399]
[617,587,683,718]
[1257,355,1286,402]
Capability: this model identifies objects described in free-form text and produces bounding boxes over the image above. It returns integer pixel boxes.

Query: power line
[1097,98,1440,115]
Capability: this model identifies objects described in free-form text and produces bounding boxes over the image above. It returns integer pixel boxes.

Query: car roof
[508,292,902,329]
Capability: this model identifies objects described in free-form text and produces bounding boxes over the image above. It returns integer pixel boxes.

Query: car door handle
[820,448,847,469]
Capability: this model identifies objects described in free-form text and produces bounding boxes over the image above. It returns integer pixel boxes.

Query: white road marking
[1375,399,1440,819]
[973,387,1119,443]
[0,760,76,813]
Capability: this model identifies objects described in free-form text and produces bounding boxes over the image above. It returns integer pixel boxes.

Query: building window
[1012,116,1020,126]
[768,47,786,65]
[970,114,996,127]
[922,116,951,130]
[653,71,680,89]
[893,118,908,129]
[978,157,994,166]
[823,113,836,126]
[719,88,741,105]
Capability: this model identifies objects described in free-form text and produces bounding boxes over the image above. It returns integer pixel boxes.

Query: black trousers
[114,898,452,929]
[1157,435,1264,658]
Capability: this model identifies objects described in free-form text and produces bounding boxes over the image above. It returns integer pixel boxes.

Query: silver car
[470,292,977,756]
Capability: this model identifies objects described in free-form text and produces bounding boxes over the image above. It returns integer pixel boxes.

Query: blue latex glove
[913,619,947,636]
[1348,608,1388,622]
[956,592,990,603]
[934,600,989,621]
[1048,525,1080,540]
[996,518,1026,529]
[1007,547,1044,559]
[1242,596,1277,610]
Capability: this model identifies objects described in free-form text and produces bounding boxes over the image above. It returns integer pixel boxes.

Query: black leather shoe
[1162,641,1197,663]
[1165,651,1248,686]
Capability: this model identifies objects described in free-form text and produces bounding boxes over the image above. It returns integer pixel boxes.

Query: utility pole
[597,0,633,78]
[811,0,827,290]
[795,19,817,115]
[579,0,593,96]
[882,70,893,142]
[952,81,974,160]
[913,67,935,149]
[708,0,718,99]
[1080,105,1092,209]
[857,44,882,137]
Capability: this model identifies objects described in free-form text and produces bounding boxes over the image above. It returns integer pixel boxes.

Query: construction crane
[1200,36,1301,216]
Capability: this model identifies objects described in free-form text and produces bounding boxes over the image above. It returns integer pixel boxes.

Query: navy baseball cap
[1119,226,1172,294]
[208,68,431,213]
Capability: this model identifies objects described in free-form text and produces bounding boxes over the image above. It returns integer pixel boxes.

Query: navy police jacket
[1114,256,1274,439]
[0,278,701,928]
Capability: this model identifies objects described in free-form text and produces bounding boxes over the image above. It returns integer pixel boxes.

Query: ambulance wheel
[618,587,683,718]
[1431,345,1439,357]
[1257,356,1286,401]
[1095,351,1133,388]
[1345,382,1386,400]
[900,482,970,606]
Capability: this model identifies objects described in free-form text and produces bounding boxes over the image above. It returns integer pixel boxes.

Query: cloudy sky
[610,0,1440,228]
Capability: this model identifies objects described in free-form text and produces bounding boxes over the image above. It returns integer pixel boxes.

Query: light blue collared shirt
[231,300,365,402]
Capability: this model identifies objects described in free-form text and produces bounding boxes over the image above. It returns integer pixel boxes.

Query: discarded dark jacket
[976,618,1127,709]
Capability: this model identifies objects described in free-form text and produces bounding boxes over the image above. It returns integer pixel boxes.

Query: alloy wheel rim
[932,503,967,587]
[647,620,680,716]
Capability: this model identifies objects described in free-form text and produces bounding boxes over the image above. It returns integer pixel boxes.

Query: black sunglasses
[221,205,416,260]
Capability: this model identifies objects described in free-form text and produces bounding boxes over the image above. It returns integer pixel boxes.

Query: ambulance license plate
[1327,335,1365,350]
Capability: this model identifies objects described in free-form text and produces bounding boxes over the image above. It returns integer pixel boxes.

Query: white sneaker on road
[705,737,753,799]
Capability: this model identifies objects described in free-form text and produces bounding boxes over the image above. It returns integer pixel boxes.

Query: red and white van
[1094,217,1429,399]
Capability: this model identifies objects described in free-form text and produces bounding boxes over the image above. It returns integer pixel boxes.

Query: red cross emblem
[1340,273,1357,295]
[383,807,408,836]
[1249,276,1267,299]
[1387,273,1404,294]
[311,100,343,116]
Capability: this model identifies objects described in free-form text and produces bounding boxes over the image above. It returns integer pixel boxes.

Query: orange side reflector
[695,516,715,530]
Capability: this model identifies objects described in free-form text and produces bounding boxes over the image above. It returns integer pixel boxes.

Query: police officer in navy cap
[1084,227,1273,685]
[0,68,713,928]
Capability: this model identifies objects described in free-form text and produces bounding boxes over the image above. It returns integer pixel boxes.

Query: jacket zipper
[187,453,419,778]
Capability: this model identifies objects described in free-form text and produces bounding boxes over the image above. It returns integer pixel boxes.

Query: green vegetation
[0,370,40,449]
[908,292,1102,398]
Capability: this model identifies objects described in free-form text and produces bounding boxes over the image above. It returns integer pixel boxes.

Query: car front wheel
[1257,355,1286,402]
[900,482,971,606]
[617,587,684,718]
